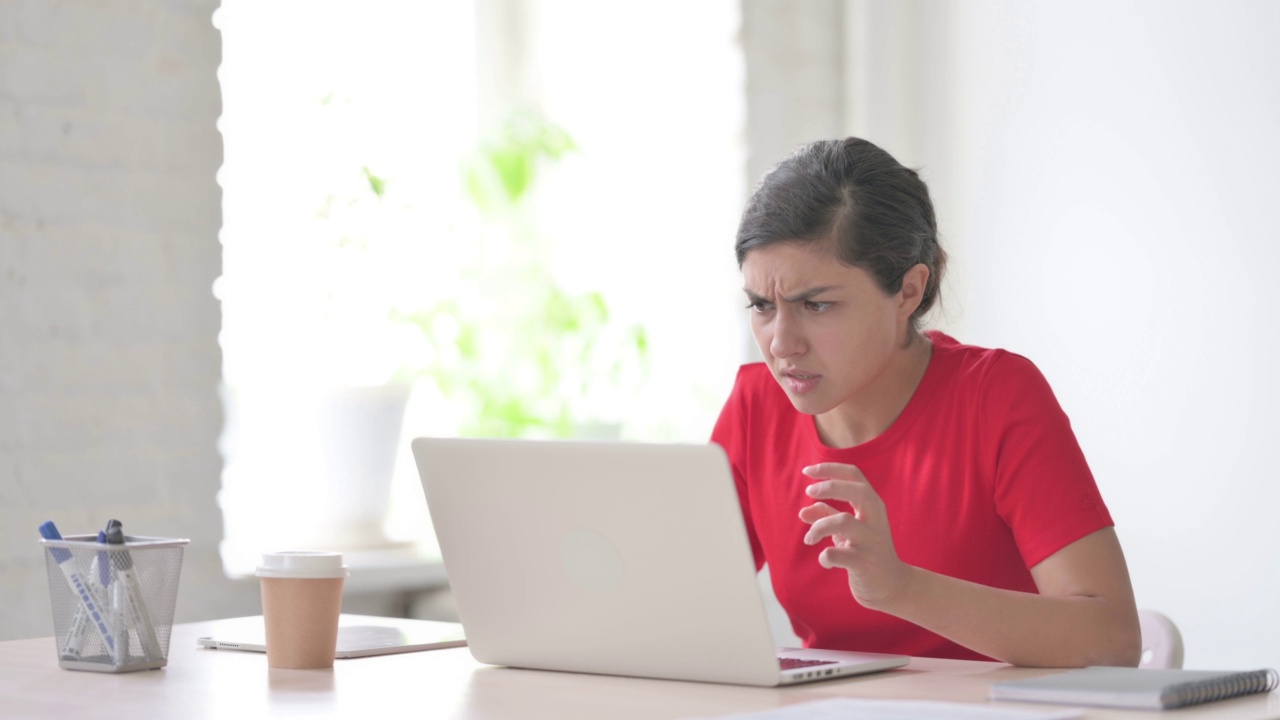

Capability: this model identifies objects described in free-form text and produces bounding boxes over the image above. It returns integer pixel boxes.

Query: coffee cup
[255,551,348,669]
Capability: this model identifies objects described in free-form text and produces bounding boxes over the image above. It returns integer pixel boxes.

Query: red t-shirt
[710,332,1113,661]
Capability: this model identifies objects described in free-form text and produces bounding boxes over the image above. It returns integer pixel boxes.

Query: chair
[1137,609,1184,669]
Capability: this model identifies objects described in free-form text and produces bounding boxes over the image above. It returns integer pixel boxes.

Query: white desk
[1,617,1276,719]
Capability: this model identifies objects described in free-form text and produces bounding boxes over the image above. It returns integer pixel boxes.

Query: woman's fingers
[797,462,909,608]
[797,501,837,523]
[817,545,860,570]
[801,464,885,518]
[802,462,867,483]
[798,463,882,548]
[802,510,861,547]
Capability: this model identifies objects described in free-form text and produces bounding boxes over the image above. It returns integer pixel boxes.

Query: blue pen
[59,530,113,660]
[38,521,119,662]
[55,535,95,660]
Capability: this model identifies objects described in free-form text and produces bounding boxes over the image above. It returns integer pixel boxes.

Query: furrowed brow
[779,286,837,303]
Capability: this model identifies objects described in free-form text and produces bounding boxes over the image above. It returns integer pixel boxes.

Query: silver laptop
[411,437,909,686]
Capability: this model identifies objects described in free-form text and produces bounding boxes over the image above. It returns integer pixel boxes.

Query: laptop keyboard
[778,657,838,670]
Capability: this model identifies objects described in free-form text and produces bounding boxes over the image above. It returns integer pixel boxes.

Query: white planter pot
[312,383,412,549]
[219,382,412,566]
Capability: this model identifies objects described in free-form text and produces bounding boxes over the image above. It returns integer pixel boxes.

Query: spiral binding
[1162,668,1280,709]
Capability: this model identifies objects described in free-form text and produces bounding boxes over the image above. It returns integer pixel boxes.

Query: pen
[96,530,111,589]
[104,520,162,662]
[51,531,96,660]
[60,530,113,660]
[103,524,130,666]
[38,521,119,663]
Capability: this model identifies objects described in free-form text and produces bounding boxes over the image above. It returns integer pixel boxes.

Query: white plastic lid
[255,551,349,579]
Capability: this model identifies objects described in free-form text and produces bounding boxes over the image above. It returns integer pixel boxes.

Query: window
[215,0,746,577]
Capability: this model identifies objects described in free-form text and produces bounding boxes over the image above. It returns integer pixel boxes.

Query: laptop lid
[412,437,908,686]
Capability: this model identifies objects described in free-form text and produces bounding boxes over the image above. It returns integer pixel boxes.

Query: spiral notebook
[989,666,1279,710]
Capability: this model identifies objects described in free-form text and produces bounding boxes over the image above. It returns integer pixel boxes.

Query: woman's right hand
[798,462,913,611]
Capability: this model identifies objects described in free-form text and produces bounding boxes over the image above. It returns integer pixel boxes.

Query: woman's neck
[816,331,934,448]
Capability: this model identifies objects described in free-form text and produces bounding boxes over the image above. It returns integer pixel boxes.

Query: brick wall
[0,0,257,640]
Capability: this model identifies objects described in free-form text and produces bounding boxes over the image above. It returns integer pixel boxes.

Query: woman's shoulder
[926,330,1052,392]
[713,362,796,447]
[722,362,801,417]
[734,361,774,383]
[728,362,782,400]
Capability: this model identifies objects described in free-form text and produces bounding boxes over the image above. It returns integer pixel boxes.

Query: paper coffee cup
[256,551,348,669]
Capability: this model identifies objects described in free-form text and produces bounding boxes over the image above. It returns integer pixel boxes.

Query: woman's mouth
[780,370,821,395]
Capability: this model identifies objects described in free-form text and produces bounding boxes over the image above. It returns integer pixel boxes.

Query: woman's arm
[884,528,1141,667]
[800,464,1141,668]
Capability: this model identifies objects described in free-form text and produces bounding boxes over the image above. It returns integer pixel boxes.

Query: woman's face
[741,241,917,421]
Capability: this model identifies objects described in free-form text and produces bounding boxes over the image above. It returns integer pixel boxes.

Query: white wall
[850,0,1280,669]
[0,0,258,641]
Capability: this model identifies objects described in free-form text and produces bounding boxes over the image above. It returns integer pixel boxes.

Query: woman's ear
[898,263,930,320]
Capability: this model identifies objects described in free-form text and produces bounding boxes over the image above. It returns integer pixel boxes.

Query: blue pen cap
[37,521,72,564]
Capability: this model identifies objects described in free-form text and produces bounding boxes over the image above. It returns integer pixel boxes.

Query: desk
[1,617,1276,719]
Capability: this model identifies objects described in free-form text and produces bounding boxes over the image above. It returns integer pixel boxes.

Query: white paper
[684,697,1084,720]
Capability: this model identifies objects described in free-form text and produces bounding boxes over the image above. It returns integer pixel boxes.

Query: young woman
[711,137,1141,667]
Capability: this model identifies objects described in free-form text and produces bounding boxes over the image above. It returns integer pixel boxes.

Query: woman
[711,137,1140,667]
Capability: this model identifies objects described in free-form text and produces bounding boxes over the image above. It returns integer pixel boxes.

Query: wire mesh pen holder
[40,534,189,672]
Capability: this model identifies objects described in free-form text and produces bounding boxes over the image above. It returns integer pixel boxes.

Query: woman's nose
[769,308,805,359]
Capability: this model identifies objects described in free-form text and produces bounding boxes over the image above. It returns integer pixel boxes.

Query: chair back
[1138,609,1184,669]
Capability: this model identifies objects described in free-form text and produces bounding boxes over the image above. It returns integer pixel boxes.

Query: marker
[104,520,162,662]
[57,530,113,660]
[103,524,131,665]
[96,530,111,589]
[38,521,118,663]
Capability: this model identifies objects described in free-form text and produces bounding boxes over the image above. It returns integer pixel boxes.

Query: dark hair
[735,137,946,325]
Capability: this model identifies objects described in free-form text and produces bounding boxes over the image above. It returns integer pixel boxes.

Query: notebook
[687,697,1084,720]
[196,614,466,658]
[411,437,910,687]
[989,666,1280,710]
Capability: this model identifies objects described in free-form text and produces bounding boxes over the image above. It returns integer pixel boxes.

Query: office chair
[1137,609,1184,669]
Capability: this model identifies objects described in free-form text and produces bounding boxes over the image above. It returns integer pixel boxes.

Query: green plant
[396,110,649,438]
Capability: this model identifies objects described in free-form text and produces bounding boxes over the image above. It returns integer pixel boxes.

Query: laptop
[411,437,909,686]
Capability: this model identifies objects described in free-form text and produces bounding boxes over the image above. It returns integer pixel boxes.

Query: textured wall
[0,0,256,640]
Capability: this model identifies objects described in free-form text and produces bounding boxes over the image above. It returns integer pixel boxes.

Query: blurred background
[3,0,1278,670]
